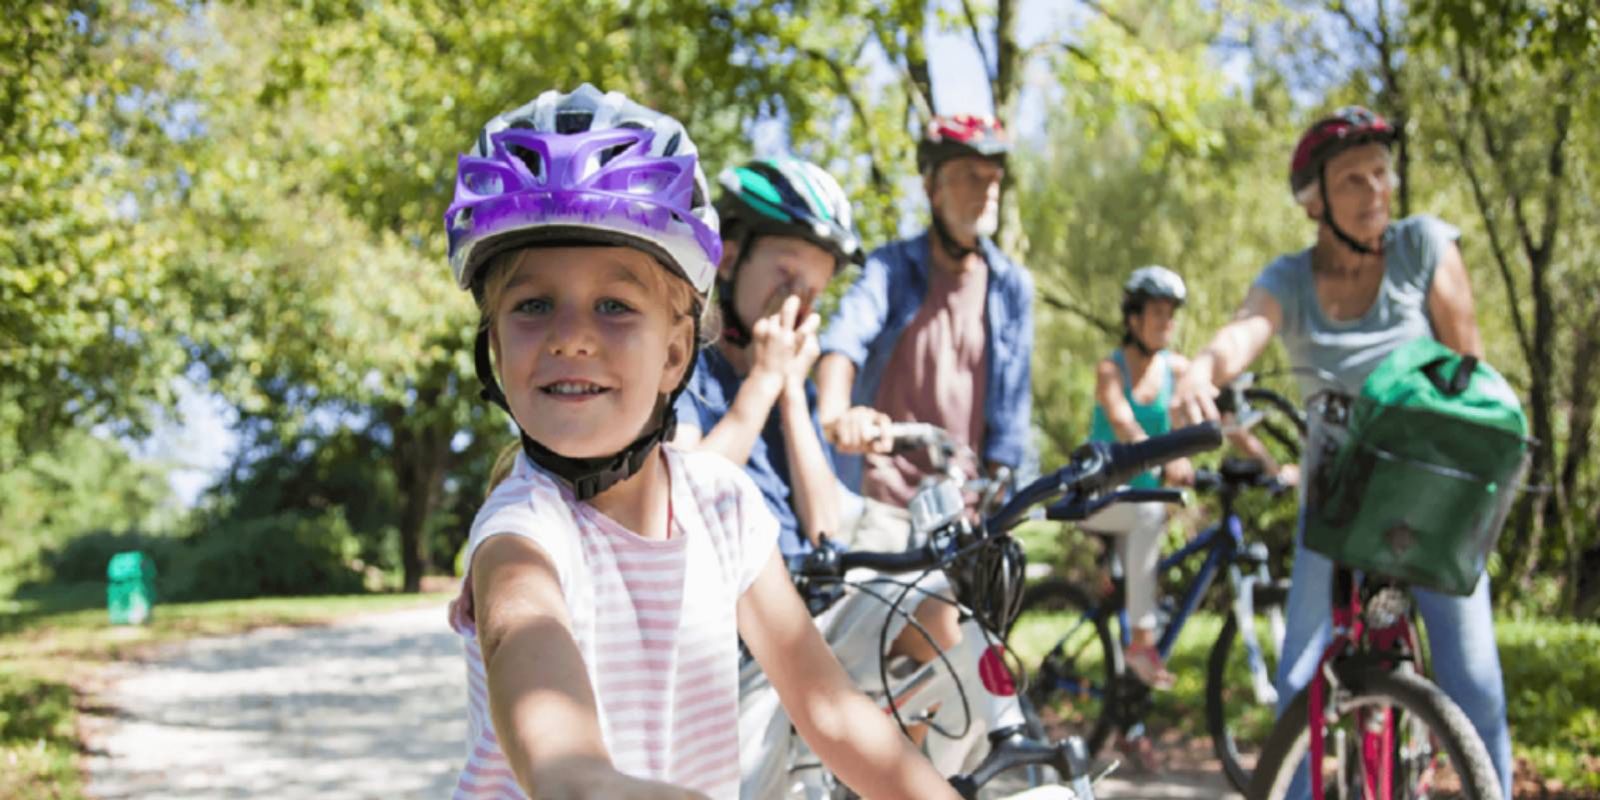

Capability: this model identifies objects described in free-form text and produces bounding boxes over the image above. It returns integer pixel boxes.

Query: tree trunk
[992,0,1023,250]
[1560,306,1600,523]
[386,374,457,593]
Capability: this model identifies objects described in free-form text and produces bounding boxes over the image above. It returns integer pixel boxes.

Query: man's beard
[974,203,999,238]
[944,201,999,242]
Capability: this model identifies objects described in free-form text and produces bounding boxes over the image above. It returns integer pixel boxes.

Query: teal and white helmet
[715,157,862,268]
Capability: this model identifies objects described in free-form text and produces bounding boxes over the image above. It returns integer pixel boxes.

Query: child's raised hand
[785,310,822,390]
[748,290,810,389]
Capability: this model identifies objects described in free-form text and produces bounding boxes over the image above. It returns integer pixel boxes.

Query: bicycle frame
[1306,567,1424,800]
[762,589,1097,799]
[1044,502,1277,708]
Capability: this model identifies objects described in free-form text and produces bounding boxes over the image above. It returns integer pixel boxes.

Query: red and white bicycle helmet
[1288,106,1397,254]
[1288,106,1396,196]
[917,114,1010,175]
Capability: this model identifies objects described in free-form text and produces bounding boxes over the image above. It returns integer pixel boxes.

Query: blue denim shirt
[674,347,830,558]
[819,229,1034,491]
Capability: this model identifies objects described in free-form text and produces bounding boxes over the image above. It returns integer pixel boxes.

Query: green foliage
[1496,619,1600,789]
[0,669,77,799]
[0,2,191,468]
[1017,30,1304,467]
[169,509,366,601]
[33,530,181,587]
[0,430,175,598]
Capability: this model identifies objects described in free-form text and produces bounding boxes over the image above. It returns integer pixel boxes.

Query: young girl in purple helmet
[441,85,961,800]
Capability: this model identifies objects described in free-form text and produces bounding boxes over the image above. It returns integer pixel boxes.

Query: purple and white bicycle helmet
[444,85,721,500]
[446,84,721,300]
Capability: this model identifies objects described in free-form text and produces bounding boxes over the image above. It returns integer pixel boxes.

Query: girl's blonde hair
[476,246,717,494]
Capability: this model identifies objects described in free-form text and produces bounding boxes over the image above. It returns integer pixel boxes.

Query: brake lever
[1221,407,1267,435]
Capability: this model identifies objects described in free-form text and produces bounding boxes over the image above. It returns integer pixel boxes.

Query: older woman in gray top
[1170,107,1511,798]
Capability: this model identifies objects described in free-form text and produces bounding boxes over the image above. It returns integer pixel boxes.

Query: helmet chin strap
[1317,164,1384,256]
[716,231,756,348]
[929,207,980,262]
[473,317,695,502]
[1128,334,1156,357]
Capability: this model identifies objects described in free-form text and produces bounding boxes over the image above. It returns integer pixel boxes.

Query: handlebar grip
[836,545,942,574]
[1101,422,1224,488]
[885,422,944,453]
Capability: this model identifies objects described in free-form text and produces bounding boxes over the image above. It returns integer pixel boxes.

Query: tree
[159,0,924,591]
[1411,0,1600,609]
[0,1,190,470]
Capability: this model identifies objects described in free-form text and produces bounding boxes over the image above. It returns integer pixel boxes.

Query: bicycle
[1247,386,1512,800]
[1012,378,1305,791]
[743,420,1226,799]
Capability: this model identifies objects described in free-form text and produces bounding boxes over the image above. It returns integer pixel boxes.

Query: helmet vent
[555,110,593,134]
[508,145,545,182]
[598,142,631,167]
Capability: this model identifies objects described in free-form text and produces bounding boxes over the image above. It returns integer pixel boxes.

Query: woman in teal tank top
[1089,348,1174,488]
[1080,266,1195,693]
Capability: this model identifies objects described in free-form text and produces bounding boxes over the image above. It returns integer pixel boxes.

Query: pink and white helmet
[445,84,721,300]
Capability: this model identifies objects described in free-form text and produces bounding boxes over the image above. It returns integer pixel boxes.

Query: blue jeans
[1274,530,1513,799]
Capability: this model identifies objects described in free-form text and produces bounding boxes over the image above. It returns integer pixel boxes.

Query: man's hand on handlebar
[825,406,895,454]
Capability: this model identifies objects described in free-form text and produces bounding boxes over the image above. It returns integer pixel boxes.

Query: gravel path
[84,605,466,799]
[82,605,1237,799]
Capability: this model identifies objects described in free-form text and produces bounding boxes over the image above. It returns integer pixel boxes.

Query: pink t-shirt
[447,446,777,800]
[863,258,989,506]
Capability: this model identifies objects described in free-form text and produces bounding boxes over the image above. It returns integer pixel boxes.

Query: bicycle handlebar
[984,422,1223,533]
[812,422,1225,577]
[1215,374,1308,437]
[835,545,945,574]
[885,421,949,453]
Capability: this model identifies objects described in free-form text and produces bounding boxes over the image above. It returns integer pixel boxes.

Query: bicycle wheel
[1248,665,1502,800]
[1009,579,1121,752]
[1206,578,1288,793]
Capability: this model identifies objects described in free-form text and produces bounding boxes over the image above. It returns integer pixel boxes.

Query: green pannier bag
[1304,337,1532,596]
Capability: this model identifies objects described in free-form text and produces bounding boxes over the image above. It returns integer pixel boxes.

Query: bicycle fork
[1229,563,1283,706]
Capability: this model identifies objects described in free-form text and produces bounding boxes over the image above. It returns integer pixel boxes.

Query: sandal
[1124,641,1175,690]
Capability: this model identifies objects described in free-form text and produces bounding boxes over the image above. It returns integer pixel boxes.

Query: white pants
[1080,500,1169,632]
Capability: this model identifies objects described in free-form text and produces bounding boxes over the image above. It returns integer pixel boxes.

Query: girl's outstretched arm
[736,549,961,800]
[472,535,708,800]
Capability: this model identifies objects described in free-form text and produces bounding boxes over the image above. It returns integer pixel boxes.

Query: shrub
[34,530,182,586]
[167,509,366,601]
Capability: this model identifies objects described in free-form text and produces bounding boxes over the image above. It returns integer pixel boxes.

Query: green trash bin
[107,550,157,625]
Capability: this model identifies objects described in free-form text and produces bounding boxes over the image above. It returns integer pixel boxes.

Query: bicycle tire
[1247,665,1502,800]
[1011,579,1121,752]
[1206,579,1288,793]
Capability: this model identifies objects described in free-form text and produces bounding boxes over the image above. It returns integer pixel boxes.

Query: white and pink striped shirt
[448,446,776,800]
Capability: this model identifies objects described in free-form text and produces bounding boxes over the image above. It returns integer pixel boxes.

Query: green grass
[0,588,451,800]
[1011,599,1600,794]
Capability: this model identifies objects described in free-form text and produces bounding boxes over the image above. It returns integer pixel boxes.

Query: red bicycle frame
[1306,567,1424,800]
